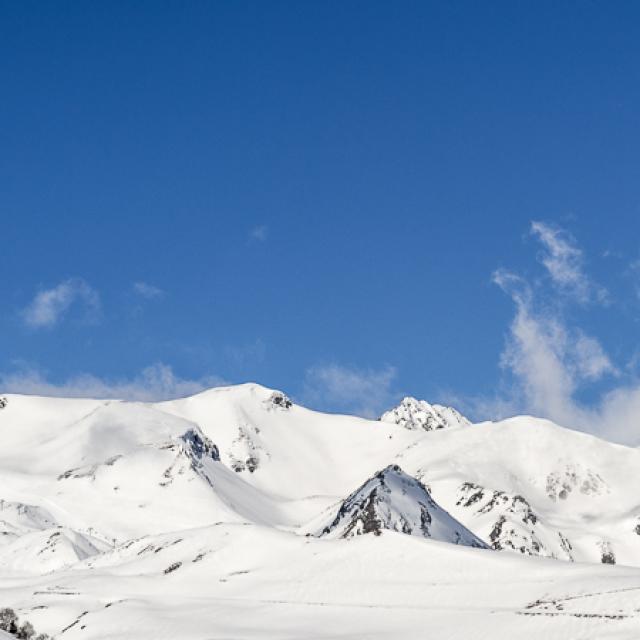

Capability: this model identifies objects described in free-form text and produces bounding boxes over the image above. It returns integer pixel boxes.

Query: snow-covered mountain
[380,396,470,431]
[312,464,486,547]
[395,415,640,565]
[0,383,639,639]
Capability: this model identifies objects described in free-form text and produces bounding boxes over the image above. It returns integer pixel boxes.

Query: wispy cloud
[249,225,268,243]
[0,363,225,401]
[494,289,640,445]
[132,281,165,300]
[530,221,607,304]
[22,278,101,329]
[478,222,640,445]
[493,270,616,421]
[301,363,398,418]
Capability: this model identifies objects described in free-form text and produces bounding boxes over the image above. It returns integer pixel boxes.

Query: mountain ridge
[0,383,639,638]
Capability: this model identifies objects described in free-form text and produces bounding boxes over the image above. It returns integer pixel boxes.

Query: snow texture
[0,383,638,639]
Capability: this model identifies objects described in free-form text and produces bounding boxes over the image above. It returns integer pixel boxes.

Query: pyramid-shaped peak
[380,397,470,431]
[315,464,487,548]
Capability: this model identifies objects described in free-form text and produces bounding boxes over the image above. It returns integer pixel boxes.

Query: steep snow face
[0,527,108,573]
[48,421,293,540]
[156,383,423,499]
[380,397,470,431]
[314,465,487,548]
[0,500,109,573]
[0,500,58,545]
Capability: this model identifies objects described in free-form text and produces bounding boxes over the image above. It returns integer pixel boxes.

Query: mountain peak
[380,396,470,431]
[315,464,487,548]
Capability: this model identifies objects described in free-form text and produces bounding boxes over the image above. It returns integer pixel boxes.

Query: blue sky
[2,2,640,441]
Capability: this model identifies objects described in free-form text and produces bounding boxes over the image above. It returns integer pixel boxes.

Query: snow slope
[2,524,640,640]
[0,383,639,639]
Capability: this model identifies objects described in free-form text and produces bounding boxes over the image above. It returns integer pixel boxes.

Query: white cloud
[498,295,576,422]
[301,364,398,418]
[473,221,640,444]
[0,363,225,402]
[132,282,164,300]
[591,385,640,445]
[22,278,101,328]
[530,221,607,304]
[249,225,268,243]
[488,265,640,445]
[496,281,613,415]
[573,333,617,381]
[492,268,532,307]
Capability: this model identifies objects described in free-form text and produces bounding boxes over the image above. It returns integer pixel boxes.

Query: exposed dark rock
[599,541,616,565]
[489,516,506,549]
[182,429,219,462]
[268,392,292,410]
[455,481,571,559]
[457,482,537,526]
[558,532,573,555]
[228,423,266,473]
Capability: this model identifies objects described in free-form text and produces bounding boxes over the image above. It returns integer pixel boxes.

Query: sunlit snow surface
[0,383,639,639]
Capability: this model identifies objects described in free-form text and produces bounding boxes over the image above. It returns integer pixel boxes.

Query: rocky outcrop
[181,428,220,463]
[380,397,469,431]
[545,465,608,501]
[266,391,292,410]
[455,481,574,560]
[599,540,616,564]
[228,423,266,473]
